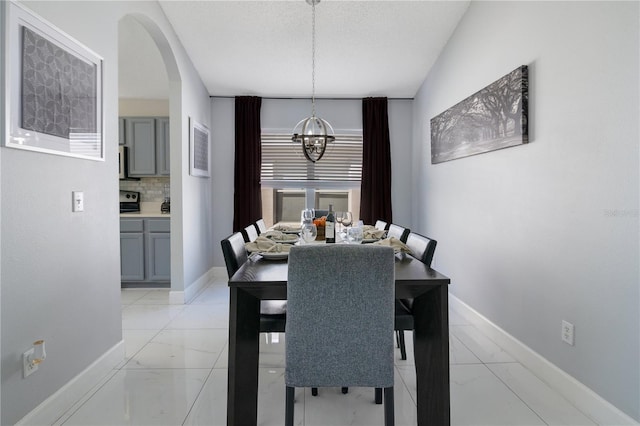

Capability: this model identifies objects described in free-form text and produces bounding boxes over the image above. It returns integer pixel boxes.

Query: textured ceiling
[119,1,470,99]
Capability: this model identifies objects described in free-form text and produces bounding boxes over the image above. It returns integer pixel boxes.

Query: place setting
[244,236,293,260]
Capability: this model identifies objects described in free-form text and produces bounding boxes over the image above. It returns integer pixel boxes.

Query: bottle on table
[326,204,335,243]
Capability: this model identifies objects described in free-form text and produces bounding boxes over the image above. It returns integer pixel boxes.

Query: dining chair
[220,232,286,333]
[242,223,259,243]
[387,223,410,243]
[374,219,388,231]
[285,245,395,426]
[255,218,267,235]
[395,232,438,360]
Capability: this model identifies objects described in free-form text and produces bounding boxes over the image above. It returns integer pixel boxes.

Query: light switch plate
[72,191,84,212]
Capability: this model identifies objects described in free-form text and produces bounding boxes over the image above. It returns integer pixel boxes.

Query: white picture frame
[3,1,104,161]
[189,117,210,178]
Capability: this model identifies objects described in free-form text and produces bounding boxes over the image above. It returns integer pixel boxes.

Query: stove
[119,190,140,213]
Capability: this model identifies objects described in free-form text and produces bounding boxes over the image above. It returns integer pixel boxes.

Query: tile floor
[54,277,597,425]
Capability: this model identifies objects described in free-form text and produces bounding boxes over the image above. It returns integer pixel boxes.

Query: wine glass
[301,208,314,225]
[342,211,353,229]
[336,211,345,233]
[301,223,317,244]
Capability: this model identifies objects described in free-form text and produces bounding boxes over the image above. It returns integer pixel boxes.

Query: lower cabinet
[120,218,170,285]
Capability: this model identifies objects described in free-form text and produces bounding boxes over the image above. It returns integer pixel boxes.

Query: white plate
[281,229,301,234]
[260,252,289,260]
[267,236,299,244]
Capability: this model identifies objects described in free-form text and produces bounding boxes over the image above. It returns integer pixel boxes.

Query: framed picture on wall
[189,117,210,178]
[3,2,104,161]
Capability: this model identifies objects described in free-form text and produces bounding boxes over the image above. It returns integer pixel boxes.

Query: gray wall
[0,1,212,423]
[211,97,413,267]
[412,1,639,420]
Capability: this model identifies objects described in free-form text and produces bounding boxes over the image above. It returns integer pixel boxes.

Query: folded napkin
[245,236,292,253]
[362,225,386,240]
[262,230,298,242]
[272,224,301,232]
[372,237,412,254]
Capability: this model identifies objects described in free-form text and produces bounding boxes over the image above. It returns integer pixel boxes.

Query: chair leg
[341,387,348,394]
[312,387,318,396]
[395,330,400,348]
[285,386,295,426]
[375,387,382,404]
[398,330,407,360]
[384,386,394,426]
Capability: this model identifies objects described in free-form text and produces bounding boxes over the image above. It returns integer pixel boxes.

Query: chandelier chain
[311,0,316,117]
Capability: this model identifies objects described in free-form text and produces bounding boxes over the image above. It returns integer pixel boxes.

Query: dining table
[226,246,451,425]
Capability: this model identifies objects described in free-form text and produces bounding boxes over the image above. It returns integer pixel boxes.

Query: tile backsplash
[120,177,170,202]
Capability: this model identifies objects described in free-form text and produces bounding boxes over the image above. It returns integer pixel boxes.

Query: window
[260,132,362,225]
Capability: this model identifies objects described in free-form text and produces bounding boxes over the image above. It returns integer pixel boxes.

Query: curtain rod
[210,95,414,101]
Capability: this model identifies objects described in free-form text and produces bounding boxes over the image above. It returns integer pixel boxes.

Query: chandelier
[292,0,335,163]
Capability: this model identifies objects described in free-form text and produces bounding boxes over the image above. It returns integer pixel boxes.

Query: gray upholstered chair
[374,219,388,231]
[285,245,395,426]
[242,223,259,243]
[220,232,286,333]
[387,223,410,243]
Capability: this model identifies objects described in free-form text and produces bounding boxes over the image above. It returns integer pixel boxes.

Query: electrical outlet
[72,191,84,212]
[23,348,38,378]
[562,320,574,346]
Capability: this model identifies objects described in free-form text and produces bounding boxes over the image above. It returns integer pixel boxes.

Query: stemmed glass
[301,208,314,225]
[336,211,345,233]
[301,223,317,244]
[342,212,353,229]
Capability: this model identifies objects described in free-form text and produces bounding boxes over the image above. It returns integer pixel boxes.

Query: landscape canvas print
[431,65,528,164]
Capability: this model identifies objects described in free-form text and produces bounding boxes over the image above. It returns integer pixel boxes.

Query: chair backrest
[387,224,410,243]
[221,232,248,278]
[285,245,395,389]
[405,232,437,267]
[255,219,267,234]
[243,224,259,243]
[374,220,388,231]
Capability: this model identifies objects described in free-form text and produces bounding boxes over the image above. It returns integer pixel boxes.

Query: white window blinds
[261,133,362,183]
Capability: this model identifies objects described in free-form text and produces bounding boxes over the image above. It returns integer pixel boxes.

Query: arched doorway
[118,13,183,296]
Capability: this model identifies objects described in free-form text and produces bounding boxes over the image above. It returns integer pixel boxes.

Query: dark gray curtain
[233,96,262,232]
[360,97,392,225]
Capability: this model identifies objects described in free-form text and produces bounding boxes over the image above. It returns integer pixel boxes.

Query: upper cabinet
[121,117,169,176]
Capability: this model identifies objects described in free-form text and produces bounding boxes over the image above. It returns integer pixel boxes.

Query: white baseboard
[449,294,638,426]
[169,266,226,304]
[16,340,125,426]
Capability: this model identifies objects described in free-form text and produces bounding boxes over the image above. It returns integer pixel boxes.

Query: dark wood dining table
[227,251,451,425]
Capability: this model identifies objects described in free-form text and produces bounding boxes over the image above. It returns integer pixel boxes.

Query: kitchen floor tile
[488,363,597,425]
[130,288,172,305]
[121,304,185,330]
[61,369,209,425]
[165,304,229,329]
[123,329,227,369]
[451,325,516,363]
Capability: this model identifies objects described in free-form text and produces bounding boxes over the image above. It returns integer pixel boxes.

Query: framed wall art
[430,65,528,164]
[190,117,210,178]
[3,2,104,160]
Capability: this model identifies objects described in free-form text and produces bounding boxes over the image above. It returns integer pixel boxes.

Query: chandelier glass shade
[292,0,334,163]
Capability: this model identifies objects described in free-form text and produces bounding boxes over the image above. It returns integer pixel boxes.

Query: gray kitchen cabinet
[120,219,145,281]
[122,117,170,177]
[118,118,125,145]
[156,118,170,176]
[147,233,170,280]
[121,218,170,285]
[125,117,156,176]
